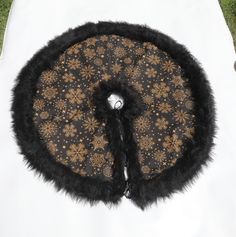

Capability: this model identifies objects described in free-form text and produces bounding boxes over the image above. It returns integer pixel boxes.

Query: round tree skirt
[11,21,216,210]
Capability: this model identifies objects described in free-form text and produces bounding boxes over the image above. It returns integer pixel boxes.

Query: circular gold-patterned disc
[32,34,196,180]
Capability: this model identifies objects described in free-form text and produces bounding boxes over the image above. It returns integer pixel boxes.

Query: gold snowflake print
[154,150,166,162]
[185,100,194,110]
[67,59,81,69]
[63,124,77,137]
[83,48,96,59]
[42,87,58,100]
[145,68,157,78]
[63,73,75,83]
[174,110,189,123]
[112,63,122,74]
[163,134,183,153]
[101,73,111,81]
[125,65,140,78]
[96,46,105,54]
[158,102,171,113]
[40,121,57,138]
[143,95,154,105]
[33,99,44,111]
[39,111,49,119]
[171,75,184,87]
[41,71,57,84]
[141,165,151,174]
[172,89,187,101]
[80,65,95,79]
[155,117,169,130]
[91,153,106,168]
[151,82,170,98]
[83,117,99,132]
[114,47,126,58]
[55,99,66,110]
[162,60,176,73]
[138,135,154,151]
[68,109,83,121]
[85,37,97,46]
[47,141,57,155]
[66,143,88,162]
[134,116,150,132]
[65,88,85,104]
[91,135,108,150]
[103,166,113,177]
[184,127,195,138]
[147,55,160,65]
[94,58,103,66]
[121,38,135,48]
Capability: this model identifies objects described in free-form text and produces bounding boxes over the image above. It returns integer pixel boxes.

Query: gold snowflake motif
[68,109,83,121]
[155,117,169,130]
[65,88,85,104]
[158,102,172,113]
[94,58,103,66]
[151,82,170,98]
[185,100,194,110]
[145,68,157,78]
[83,117,99,132]
[63,73,75,83]
[135,47,145,56]
[47,141,57,155]
[134,116,150,132]
[154,150,166,162]
[67,44,80,55]
[103,166,113,178]
[172,89,187,101]
[67,59,81,69]
[33,99,45,111]
[100,35,108,41]
[39,111,49,119]
[66,143,88,162]
[41,71,57,84]
[138,135,154,151]
[63,124,77,137]
[163,134,183,153]
[162,60,176,73]
[124,57,132,64]
[114,47,126,58]
[55,99,66,110]
[125,65,140,78]
[96,46,105,54]
[131,81,143,92]
[91,153,106,168]
[184,127,195,138]
[142,95,154,105]
[121,38,135,48]
[42,87,58,100]
[85,37,97,46]
[147,55,160,65]
[40,121,57,138]
[83,48,96,59]
[91,135,108,150]
[171,75,184,87]
[101,73,111,81]
[141,165,151,174]
[112,63,122,74]
[80,65,95,79]
[174,110,189,124]
[143,42,158,50]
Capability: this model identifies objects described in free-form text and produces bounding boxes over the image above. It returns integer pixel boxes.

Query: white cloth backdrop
[0,0,235,236]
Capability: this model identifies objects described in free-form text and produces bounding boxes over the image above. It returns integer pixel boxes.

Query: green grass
[219,0,236,52]
[0,0,13,55]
